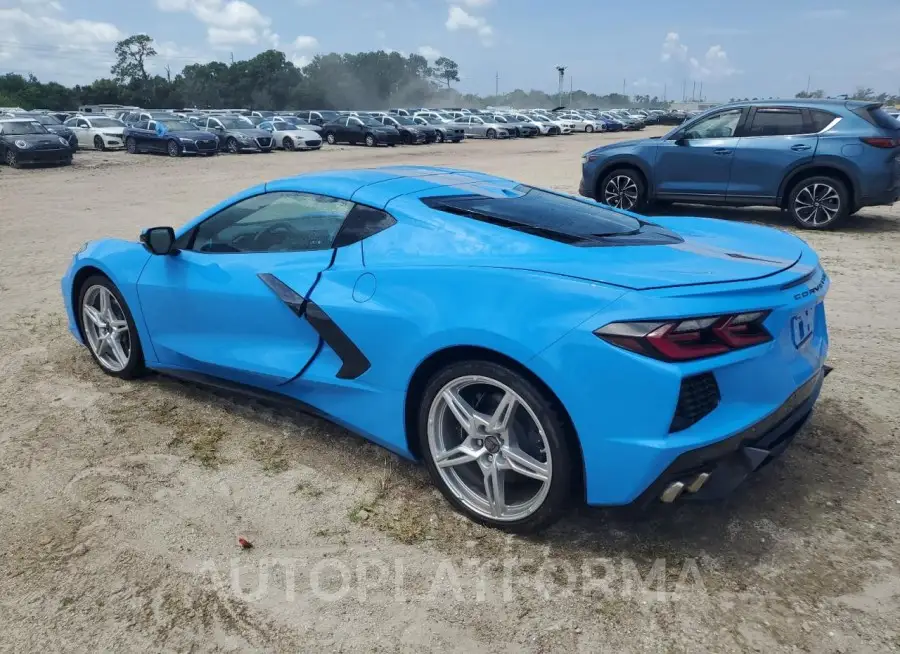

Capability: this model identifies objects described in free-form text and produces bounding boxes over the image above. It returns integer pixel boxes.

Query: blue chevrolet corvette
[62,166,831,532]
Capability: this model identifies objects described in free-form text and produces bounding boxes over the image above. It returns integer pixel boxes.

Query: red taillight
[594,311,772,362]
[860,136,899,149]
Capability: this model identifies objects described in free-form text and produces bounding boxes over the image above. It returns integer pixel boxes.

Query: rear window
[746,108,805,136]
[809,110,839,132]
[421,185,642,243]
[852,104,900,130]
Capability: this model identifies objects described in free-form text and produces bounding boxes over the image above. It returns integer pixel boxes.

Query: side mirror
[140,226,177,255]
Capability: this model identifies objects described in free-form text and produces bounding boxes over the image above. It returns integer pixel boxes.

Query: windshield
[218,117,253,129]
[1,121,49,135]
[19,114,61,125]
[277,117,301,126]
[356,116,383,126]
[159,120,197,131]
[318,111,340,121]
[244,116,264,125]
[89,118,124,128]
[393,116,416,125]
[423,185,642,241]
[254,111,274,117]
[149,113,176,120]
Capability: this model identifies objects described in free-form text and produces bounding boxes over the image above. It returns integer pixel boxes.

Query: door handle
[791,144,812,151]
[714,148,732,155]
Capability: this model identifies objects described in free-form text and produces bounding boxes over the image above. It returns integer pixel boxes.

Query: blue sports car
[61,166,831,532]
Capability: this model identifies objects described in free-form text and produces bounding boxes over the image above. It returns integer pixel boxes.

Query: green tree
[433,57,460,88]
[111,34,157,84]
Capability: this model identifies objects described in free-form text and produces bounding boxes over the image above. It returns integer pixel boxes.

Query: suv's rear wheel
[418,360,575,533]
[599,168,646,213]
[787,175,849,229]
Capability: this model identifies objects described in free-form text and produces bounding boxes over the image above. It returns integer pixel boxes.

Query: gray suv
[199,116,274,153]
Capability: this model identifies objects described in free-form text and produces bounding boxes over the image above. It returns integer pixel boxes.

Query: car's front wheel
[365,134,376,147]
[419,360,575,533]
[599,168,646,213]
[5,149,19,168]
[585,124,594,133]
[78,275,145,379]
[126,137,137,154]
[167,140,181,157]
[787,175,849,229]
[94,135,106,151]
[325,132,336,145]
[283,136,295,151]
[434,131,444,143]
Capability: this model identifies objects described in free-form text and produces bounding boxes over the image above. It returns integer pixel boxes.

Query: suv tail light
[594,311,772,362]
[860,136,900,149]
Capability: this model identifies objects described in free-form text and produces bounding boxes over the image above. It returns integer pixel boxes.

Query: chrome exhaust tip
[660,481,685,503]
[686,472,710,494]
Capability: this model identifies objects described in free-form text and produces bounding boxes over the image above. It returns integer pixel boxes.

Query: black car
[297,110,343,127]
[411,116,465,143]
[376,115,431,144]
[321,116,401,146]
[10,112,78,150]
[122,118,219,156]
[0,118,73,168]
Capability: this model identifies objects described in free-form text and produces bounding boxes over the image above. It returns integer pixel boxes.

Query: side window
[351,118,363,127]
[682,109,743,139]
[77,119,89,128]
[134,121,149,130]
[809,110,839,133]
[64,118,76,127]
[189,192,355,254]
[148,121,157,132]
[746,108,805,137]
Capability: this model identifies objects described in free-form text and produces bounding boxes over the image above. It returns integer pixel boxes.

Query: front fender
[587,153,653,195]
[62,238,155,359]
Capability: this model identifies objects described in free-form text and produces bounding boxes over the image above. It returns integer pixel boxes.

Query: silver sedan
[453,116,510,139]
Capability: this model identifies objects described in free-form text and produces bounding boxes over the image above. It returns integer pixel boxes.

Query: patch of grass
[248,438,292,474]
[185,425,226,468]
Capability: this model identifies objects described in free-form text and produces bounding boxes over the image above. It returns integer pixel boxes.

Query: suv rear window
[852,104,900,130]
[747,108,805,136]
[422,185,642,243]
[809,110,839,132]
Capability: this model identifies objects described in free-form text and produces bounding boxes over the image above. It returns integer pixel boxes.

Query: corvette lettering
[794,272,827,301]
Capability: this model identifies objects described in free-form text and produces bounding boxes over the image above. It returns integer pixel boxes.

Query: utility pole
[569,76,573,107]
[229,51,234,65]
[682,79,686,102]
[555,66,566,107]
[692,81,696,101]
[495,71,499,97]
[663,82,667,103]
[698,82,703,102]
[622,78,626,99]
[806,75,811,95]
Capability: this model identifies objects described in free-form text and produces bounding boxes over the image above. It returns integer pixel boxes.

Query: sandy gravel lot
[1,128,898,653]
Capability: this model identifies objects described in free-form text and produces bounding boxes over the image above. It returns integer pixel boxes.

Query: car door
[347,118,366,143]
[65,119,88,147]
[652,107,747,199]
[137,190,356,388]
[130,121,152,149]
[466,117,483,137]
[146,121,166,153]
[726,106,819,203]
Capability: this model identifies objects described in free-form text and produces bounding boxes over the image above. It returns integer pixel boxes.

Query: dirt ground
[1,128,898,653]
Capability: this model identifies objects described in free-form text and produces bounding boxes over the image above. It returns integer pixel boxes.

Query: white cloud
[0,2,124,83]
[291,54,311,68]
[156,0,279,49]
[661,31,737,80]
[292,35,318,50]
[446,5,493,45]
[417,45,441,59]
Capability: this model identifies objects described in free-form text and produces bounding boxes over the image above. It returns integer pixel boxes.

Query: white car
[531,114,575,134]
[557,112,604,133]
[511,113,560,135]
[63,115,126,150]
[260,121,323,151]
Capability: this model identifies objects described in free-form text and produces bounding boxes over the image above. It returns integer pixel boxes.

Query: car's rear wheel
[325,132,336,145]
[787,175,849,230]
[78,275,145,379]
[94,135,106,151]
[126,137,137,154]
[419,360,575,533]
[600,168,646,212]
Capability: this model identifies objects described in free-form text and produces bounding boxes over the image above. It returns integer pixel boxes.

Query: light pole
[556,66,566,107]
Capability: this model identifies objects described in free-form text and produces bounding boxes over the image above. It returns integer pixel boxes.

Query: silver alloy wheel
[794,182,840,226]
[427,375,552,522]
[81,285,131,372]
[603,174,639,210]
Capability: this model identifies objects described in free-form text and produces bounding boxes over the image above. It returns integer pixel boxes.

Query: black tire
[786,175,850,230]
[325,132,336,145]
[76,275,146,380]
[418,360,576,533]
[585,124,595,133]
[599,167,647,213]
[167,140,181,157]
[226,137,240,154]
[401,132,411,145]
[365,134,376,147]
[486,128,497,140]
[283,136,295,151]
[5,149,18,168]
[61,157,73,166]
[452,139,462,144]
[126,137,138,154]
[94,135,106,151]
[434,131,444,143]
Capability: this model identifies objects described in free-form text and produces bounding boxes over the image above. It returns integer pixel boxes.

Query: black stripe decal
[258,272,371,380]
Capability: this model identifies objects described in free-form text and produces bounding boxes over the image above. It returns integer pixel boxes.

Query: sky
[1,0,899,101]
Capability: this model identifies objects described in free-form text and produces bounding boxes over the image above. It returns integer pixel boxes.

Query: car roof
[716,98,877,110]
[264,166,516,209]
[0,118,36,123]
